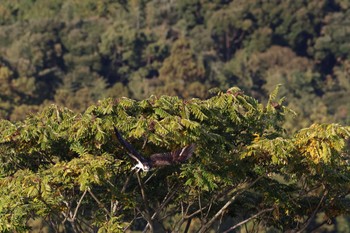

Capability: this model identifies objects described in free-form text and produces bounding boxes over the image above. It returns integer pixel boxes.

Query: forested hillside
[0,0,350,132]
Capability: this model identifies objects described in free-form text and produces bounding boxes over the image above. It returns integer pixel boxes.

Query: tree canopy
[0,87,349,232]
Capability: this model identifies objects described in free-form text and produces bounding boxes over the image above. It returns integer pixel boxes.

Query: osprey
[114,127,195,172]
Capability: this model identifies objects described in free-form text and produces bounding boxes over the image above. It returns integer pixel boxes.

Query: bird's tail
[176,144,196,163]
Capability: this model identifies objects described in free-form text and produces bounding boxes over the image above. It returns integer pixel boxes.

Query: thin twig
[136,172,154,233]
[151,183,178,220]
[145,170,157,184]
[223,207,275,233]
[205,197,214,219]
[310,219,332,232]
[297,190,328,233]
[123,215,143,232]
[72,190,87,221]
[197,176,263,233]
[185,205,209,219]
[216,211,224,233]
[175,201,194,231]
[198,194,203,221]
[121,170,135,193]
[87,188,111,217]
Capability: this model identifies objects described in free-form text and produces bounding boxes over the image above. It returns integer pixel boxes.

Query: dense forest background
[0,0,350,132]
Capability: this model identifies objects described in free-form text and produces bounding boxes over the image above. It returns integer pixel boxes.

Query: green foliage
[0,88,349,232]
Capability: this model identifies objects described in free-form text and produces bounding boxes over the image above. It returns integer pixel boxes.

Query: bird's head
[143,163,151,172]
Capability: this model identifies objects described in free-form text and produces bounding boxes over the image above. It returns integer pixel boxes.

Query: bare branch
[222,207,275,233]
[173,201,194,231]
[184,205,209,219]
[87,188,111,218]
[184,185,237,220]
[144,170,157,184]
[123,215,143,232]
[197,176,263,233]
[136,172,154,233]
[151,183,178,220]
[184,218,192,233]
[198,193,203,220]
[205,197,214,219]
[297,190,328,233]
[72,190,87,221]
[309,219,333,232]
[121,170,135,193]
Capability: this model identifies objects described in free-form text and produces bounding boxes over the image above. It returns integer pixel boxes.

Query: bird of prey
[114,127,195,172]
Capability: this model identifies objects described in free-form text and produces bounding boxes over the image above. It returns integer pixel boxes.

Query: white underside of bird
[131,161,150,172]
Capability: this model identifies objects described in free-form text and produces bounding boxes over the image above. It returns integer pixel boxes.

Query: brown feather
[150,144,196,167]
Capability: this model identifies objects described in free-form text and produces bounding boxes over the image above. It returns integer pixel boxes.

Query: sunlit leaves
[180,118,200,130]
[188,102,207,121]
[97,216,124,233]
[242,137,294,165]
[294,123,350,164]
[183,167,218,192]
[0,88,350,231]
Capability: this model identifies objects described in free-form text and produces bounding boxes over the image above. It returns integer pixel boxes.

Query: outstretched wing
[150,144,195,167]
[114,127,149,164]
[174,143,196,163]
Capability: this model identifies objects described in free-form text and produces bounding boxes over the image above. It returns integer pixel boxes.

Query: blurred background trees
[0,0,350,130]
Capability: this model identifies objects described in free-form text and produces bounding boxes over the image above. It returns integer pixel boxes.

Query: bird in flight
[114,127,195,172]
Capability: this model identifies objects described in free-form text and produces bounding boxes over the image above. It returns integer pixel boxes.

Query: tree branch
[184,218,192,233]
[72,190,87,221]
[185,204,209,219]
[222,207,275,233]
[151,183,178,221]
[197,176,263,233]
[297,190,328,233]
[87,188,111,218]
[136,172,154,233]
[121,169,135,193]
